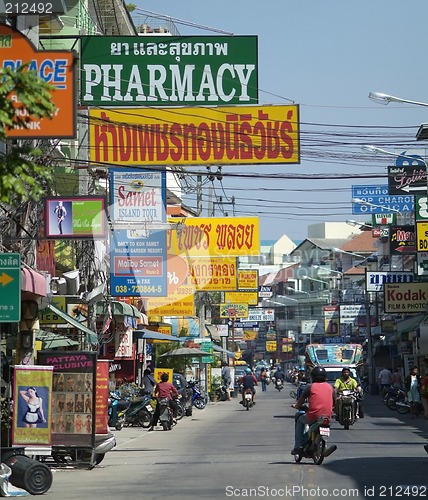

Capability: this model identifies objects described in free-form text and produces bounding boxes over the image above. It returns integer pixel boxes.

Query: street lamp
[346,219,373,230]
[361,145,427,167]
[368,91,428,108]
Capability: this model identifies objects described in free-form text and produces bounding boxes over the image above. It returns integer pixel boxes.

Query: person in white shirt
[378,367,392,396]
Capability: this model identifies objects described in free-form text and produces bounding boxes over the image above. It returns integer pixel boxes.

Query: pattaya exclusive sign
[384,283,428,313]
[80,35,258,106]
[166,216,259,258]
[89,105,300,166]
[0,24,76,138]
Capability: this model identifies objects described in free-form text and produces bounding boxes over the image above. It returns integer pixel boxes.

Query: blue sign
[352,184,414,214]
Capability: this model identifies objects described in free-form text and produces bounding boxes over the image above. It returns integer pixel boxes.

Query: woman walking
[405,366,421,419]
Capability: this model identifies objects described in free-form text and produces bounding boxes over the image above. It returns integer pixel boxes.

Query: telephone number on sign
[114,285,163,294]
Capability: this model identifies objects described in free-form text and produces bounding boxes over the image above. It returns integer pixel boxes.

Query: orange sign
[0,24,76,138]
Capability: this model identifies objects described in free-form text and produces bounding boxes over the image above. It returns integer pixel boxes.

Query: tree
[0,65,56,202]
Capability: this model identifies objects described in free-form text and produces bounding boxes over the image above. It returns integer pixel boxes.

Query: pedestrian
[378,367,392,396]
[260,368,268,391]
[420,370,428,420]
[391,368,403,389]
[405,366,421,419]
[221,362,231,400]
[141,368,156,396]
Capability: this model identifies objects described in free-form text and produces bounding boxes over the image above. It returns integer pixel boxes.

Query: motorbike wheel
[176,403,184,421]
[396,402,410,414]
[386,397,398,411]
[137,409,152,428]
[193,396,206,410]
[161,421,170,431]
[293,452,302,463]
[312,436,326,465]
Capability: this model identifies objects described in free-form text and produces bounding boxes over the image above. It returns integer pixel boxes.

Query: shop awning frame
[48,304,98,345]
[35,329,80,348]
[133,328,181,342]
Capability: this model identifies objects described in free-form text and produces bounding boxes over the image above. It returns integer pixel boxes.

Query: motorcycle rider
[147,373,179,431]
[274,365,285,388]
[334,367,364,418]
[239,367,258,405]
[291,365,335,455]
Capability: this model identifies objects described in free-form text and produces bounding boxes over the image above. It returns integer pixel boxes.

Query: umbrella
[160,347,209,357]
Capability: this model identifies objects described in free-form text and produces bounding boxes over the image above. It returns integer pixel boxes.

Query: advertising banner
[146,277,195,317]
[384,283,428,313]
[389,226,416,255]
[0,24,76,138]
[225,291,258,305]
[238,269,258,290]
[219,303,249,318]
[44,197,106,239]
[13,365,53,446]
[365,271,414,292]
[89,105,300,166]
[247,308,274,322]
[324,305,340,336]
[167,216,259,257]
[109,168,167,297]
[387,164,426,195]
[37,351,96,447]
[81,35,258,107]
[188,256,237,291]
[95,361,109,434]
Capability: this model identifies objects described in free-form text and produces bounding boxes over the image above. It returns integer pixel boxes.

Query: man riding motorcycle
[148,373,179,431]
[239,368,258,405]
[291,366,335,455]
[334,367,364,418]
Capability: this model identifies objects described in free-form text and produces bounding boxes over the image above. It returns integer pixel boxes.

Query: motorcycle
[158,397,175,431]
[108,391,130,430]
[275,378,284,391]
[293,406,337,465]
[242,388,254,410]
[187,381,208,410]
[215,385,229,402]
[335,389,358,430]
[123,394,154,428]
[384,388,406,411]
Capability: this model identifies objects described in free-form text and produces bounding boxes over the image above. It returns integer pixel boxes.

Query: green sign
[0,253,21,322]
[201,340,214,364]
[80,35,258,106]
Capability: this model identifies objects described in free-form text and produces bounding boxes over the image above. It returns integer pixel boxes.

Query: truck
[305,343,364,386]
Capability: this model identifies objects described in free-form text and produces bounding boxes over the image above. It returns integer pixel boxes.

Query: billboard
[351,185,414,214]
[45,197,106,239]
[384,283,428,314]
[81,35,258,106]
[89,105,300,166]
[0,24,76,138]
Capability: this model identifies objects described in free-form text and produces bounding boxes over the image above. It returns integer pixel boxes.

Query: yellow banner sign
[219,303,249,318]
[189,257,237,291]
[266,341,277,352]
[90,105,300,166]
[147,281,195,317]
[225,291,258,305]
[167,216,259,257]
[238,269,258,290]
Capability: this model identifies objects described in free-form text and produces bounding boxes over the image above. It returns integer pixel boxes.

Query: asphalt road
[36,385,427,499]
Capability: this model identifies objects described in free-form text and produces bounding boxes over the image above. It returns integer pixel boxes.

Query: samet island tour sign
[89,105,300,166]
[0,24,76,138]
[80,35,258,106]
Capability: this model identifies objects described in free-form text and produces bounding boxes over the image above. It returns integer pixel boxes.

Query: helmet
[245,368,252,374]
[311,366,327,382]
[160,373,169,382]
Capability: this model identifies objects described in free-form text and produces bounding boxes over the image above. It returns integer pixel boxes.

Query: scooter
[275,379,284,391]
[158,397,175,431]
[242,388,254,410]
[293,406,337,465]
[335,390,358,430]
[123,394,154,428]
[215,385,229,401]
[108,391,130,430]
[187,381,208,410]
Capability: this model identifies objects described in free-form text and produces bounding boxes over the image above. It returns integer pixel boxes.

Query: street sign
[387,165,426,195]
[351,184,414,214]
[0,253,21,322]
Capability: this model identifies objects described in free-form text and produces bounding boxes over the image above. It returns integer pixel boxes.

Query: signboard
[258,285,273,298]
[146,278,195,317]
[266,341,276,352]
[389,226,416,255]
[109,168,167,297]
[45,197,106,239]
[387,164,427,195]
[351,185,414,214]
[415,195,428,220]
[238,269,258,290]
[0,253,20,322]
[372,213,396,226]
[89,105,300,166]
[323,305,340,336]
[0,24,76,138]
[246,308,274,322]
[384,283,428,313]
[81,35,258,107]
[339,304,365,324]
[167,216,260,257]
[417,252,428,276]
[219,303,249,318]
[416,221,428,252]
[224,291,258,306]
[365,271,414,292]
[188,257,238,291]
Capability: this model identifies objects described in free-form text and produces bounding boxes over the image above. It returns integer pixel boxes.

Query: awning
[21,268,47,297]
[133,328,181,342]
[48,304,98,345]
[212,344,235,358]
[35,330,80,349]
[396,314,428,334]
[96,301,140,318]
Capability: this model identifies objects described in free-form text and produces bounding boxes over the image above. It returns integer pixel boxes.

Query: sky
[131,0,428,242]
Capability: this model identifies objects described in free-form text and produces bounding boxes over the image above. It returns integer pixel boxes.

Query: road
[38,385,427,499]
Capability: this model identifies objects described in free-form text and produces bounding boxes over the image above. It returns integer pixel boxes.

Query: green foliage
[0,65,56,202]
[126,3,137,12]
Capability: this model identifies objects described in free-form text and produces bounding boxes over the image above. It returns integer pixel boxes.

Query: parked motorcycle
[188,381,208,410]
[293,407,337,465]
[335,390,358,430]
[275,379,284,392]
[385,388,406,411]
[215,385,229,401]
[158,397,175,431]
[242,388,254,410]
[123,394,154,428]
[108,391,130,430]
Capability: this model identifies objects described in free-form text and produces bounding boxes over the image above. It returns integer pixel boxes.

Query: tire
[386,397,398,411]
[313,436,326,465]
[193,396,206,410]
[161,421,169,431]
[176,404,184,421]
[115,421,123,430]
[185,407,193,417]
[396,402,410,414]
[294,453,302,463]
[137,409,152,428]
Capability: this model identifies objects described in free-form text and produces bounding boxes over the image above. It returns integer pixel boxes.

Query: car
[233,365,249,392]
